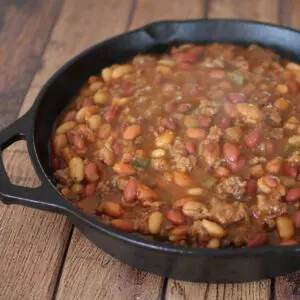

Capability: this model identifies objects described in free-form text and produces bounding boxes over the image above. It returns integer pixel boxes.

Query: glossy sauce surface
[52,44,300,248]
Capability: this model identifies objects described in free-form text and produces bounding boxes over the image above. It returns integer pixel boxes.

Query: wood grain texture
[56,230,164,300]
[166,281,271,300]
[130,0,205,29]
[166,0,279,299]
[0,0,63,130]
[208,0,279,22]
[280,0,300,29]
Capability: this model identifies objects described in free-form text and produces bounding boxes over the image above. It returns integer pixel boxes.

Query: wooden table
[1,0,300,299]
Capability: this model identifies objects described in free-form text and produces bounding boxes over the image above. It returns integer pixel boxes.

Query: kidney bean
[227,92,246,103]
[112,141,123,156]
[111,219,134,232]
[123,177,138,203]
[85,162,100,182]
[209,69,225,79]
[229,157,246,173]
[164,101,177,114]
[73,134,85,150]
[104,105,119,122]
[283,162,297,178]
[219,117,232,129]
[178,103,193,113]
[179,62,192,70]
[198,116,211,128]
[286,79,299,94]
[264,140,275,156]
[173,197,196,208]
[52,157,60,170]
[185,141,196,155]
[223,142,240,162]
[102,201,124,218]
[166,209,186,225]
[82,97,94,106]
[293,211,300,228]
[186,46,205,61]
[285,187,300,202]
[121,81,135,96]
[85,182,97,197]
[247,232,269,248]
[246,179,258,195]
[161,117,176,130]
[244,127,264,148]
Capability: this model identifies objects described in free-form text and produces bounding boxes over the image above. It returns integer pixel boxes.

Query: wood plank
[0,0,131,299]
[208,0,278,22]
[56,230,164,300]
[130,0,205,29]
[0,0,63,130]
[280,0,300,29]
[55,1,205,299]
[165,0,279,299]
[274,2,300,299]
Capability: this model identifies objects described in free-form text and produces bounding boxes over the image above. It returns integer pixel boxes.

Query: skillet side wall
[32,20,300,282]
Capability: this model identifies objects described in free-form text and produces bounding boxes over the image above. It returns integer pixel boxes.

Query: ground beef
[206,125,222,142]
[172,155,194,172]
[252,194,287,222]
[216,176,246,199]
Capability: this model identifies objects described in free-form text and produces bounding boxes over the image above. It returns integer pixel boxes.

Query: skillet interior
[31,20,300,282]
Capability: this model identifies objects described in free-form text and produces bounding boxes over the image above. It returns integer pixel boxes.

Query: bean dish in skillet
[52,43,300,249]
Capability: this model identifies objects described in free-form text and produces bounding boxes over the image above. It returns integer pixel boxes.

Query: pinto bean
[215,166,230,178]
[155,131,175,148]
[187,188,204,196]
[223,142,240,162]
[88,115,102,131]
[98,124,112,139]
[276,216,295,240]
[166,209,186,225]
[173,197,196,208]
[148,212,164,234]
[202,219,226,238]
[113,162,136,176]
[206,238,220,249]
[69,157,84,182]
[186,128,207,140]
[286,187,300,202]
[266,157,282,174]
[137,184,158,201]
[160,117,176,130]
[111,219,134,232]
[123,124,142,140]
[111,64,133,79]
[56,121,76,134]
[173,171,193,187]
[53,134,67,155]
[102,201,124,217]
[84,162,100,182]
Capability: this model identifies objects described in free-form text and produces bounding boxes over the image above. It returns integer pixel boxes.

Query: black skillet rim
[31,19,300,257]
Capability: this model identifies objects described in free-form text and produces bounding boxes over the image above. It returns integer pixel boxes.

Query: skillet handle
[0,112,71,214]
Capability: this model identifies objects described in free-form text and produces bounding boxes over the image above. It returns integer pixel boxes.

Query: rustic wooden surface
[0,0,300,299]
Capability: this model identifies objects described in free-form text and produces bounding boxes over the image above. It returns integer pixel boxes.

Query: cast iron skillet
[1,19,300,283]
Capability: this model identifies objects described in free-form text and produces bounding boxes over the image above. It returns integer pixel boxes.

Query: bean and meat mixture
[52,43,300,249]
